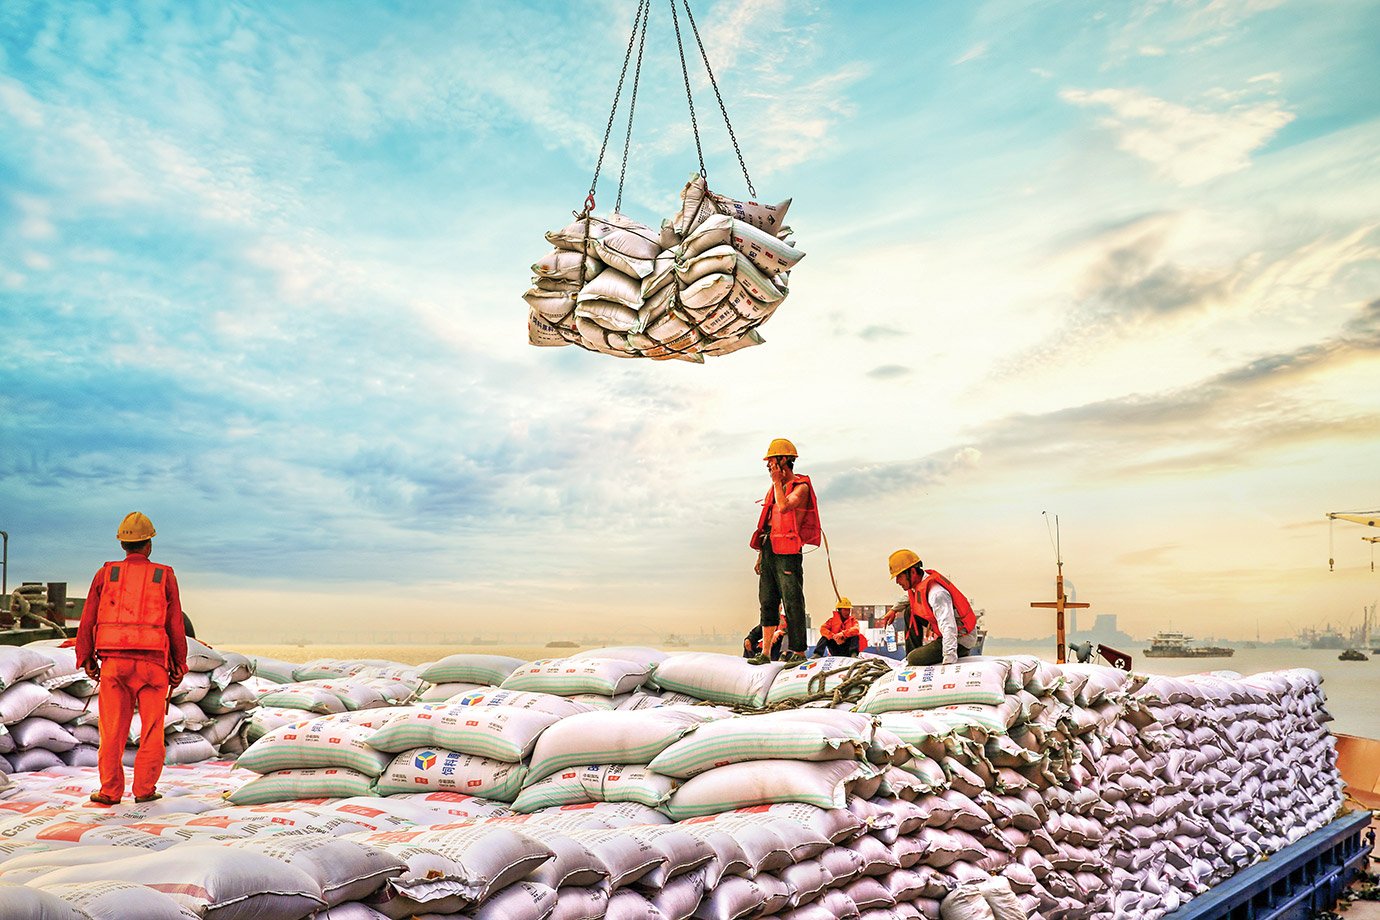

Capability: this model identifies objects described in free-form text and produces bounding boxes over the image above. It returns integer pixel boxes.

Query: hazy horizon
[2,1,1378,646]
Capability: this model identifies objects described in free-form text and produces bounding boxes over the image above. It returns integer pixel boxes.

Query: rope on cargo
[699,656,893,715]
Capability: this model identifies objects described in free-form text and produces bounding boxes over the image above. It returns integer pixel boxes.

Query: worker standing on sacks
[880,549,978,666]
[76,512,188,805]
[749,438,821,664]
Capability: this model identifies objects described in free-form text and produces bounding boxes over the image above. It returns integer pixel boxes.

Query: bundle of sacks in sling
[0,646,1346,920]
[0,639,256,776]
[524,174,803,362]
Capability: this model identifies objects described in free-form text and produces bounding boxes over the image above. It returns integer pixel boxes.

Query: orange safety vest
[906,569,976,639]
[821,610,868,651]
[94,559,172,656]
[750,473,821,554]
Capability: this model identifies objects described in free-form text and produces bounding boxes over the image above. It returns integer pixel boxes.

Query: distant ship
[1339,648,1369,662]
[1143,630,1235,658]
[1298,625,1346,649]
[664,634,690,647]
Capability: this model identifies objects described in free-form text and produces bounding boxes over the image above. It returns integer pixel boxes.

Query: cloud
[867,364,911,380]
[953,42,989,65]
[858,325,907,341]
[826,447,982,502]
[1061,86,1294,186]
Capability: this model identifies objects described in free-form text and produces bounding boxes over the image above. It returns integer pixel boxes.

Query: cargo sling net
[523,0,805,363]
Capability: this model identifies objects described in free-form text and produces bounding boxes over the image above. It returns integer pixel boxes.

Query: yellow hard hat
[888,549,921,579]
[117,512,156,542]
[764,438,798,460]
[836,596,853,610]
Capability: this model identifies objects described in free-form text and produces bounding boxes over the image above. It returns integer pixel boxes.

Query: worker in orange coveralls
[813,596,866,658]
[76,512,187,805]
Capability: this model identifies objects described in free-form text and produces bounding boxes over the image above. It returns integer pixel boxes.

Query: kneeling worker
[880,550,978,666]
[77,512,188,806]
[814,597,865,657]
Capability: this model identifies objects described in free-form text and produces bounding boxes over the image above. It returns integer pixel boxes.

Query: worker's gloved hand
[82,659,100,681]
[168,664,185,687]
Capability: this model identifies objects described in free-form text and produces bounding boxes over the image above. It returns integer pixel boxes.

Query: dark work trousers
[905,635,975,666]
[813,635,860,657]
[758,543,807,654]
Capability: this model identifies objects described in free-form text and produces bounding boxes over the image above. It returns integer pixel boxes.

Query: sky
[2,0,1378,646]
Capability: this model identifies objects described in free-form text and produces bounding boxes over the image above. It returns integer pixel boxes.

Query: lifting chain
[584,0,759,216]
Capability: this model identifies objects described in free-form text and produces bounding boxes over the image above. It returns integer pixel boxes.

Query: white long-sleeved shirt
[927,583,980,665]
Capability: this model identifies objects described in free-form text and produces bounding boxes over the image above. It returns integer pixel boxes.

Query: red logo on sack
[467,779,483,788]
[466,720,479,726]
[944,683,956,690]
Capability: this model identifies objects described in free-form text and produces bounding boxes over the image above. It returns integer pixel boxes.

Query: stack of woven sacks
[524,174,803,362]
[240,655,426,746]
[1095,668,1344,918]
[0,640,256,774]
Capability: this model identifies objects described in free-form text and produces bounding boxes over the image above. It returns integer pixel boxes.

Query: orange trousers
[96,656,169,801]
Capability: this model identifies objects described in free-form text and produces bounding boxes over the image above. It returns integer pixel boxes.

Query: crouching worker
[880,549,979,666]
[744,610,788,661]
[76,512,188,806]
[814,597,866,657]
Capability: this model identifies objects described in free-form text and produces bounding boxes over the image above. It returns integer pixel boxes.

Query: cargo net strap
[699,657,895,715]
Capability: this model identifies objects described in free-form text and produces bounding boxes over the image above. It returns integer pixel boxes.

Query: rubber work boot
[135,792,162,804]
[747,654,771,665]
[89,792,119,806]
[782,651,807,664]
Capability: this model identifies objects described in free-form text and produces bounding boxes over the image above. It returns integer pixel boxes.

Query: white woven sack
[419,655,526,686]
[227,767,377,805]
[651,652,787,708]
[352,790,515,822]
[200,682,259,714]
[8,717,78,753]
[374,747,528,802]
[154,731,216,765]
[27,647,92,694]
[0,882,91,920]
[527,708,714,781]
[649,716,863,779]
[570,646,669,668]
[0,648,56,691]
[28,689,89,728]
[209,652,253,689]
[350,825,552,915]
[546,886,608,920]
[238,717,392,776]
[523,801,672,829]
[510,828,612,889]
[184,638,225,673]
[0,681,50,724]
[31,880,200,920]
[418,681,486,702]
[663,759,876,819]
[256,684,348,715]
[171,670,212,703]
[501,657,653,697]
[446,687,595,719]
[365,702,559,761]
[27,844,326,920]
[514,763,676,812]
[245,654,298,684]
[765,656,862,706]
[463,880,559,920]
[219,833,407,907]
[857,662,1010,714]
[552,827,667,890]
[925,703,1022,733]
